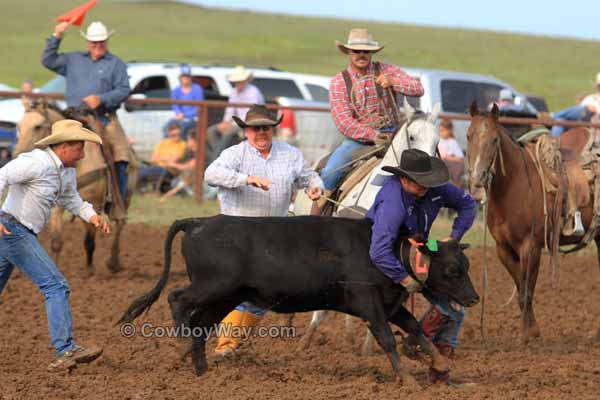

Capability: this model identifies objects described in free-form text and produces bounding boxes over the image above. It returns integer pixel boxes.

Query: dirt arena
[1,222,599,399]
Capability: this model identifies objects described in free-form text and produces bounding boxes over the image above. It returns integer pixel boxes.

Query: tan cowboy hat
[80,21,114,42]
[35,119,102,148]
[232,104,283,128]
[227,65,253,83]
[381,149,449,188]
[335,28,384,54]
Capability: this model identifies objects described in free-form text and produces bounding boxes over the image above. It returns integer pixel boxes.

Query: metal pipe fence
[3,90,600,202]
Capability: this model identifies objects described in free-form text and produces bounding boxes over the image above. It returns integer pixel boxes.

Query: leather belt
[0,211,36,236]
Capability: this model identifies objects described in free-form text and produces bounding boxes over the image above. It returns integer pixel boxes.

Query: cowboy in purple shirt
[366,149,477,357]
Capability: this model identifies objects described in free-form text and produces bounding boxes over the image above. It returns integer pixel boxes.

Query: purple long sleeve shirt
[365,178,477,283]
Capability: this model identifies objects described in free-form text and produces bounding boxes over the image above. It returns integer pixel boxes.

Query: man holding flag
[41,0,131,207]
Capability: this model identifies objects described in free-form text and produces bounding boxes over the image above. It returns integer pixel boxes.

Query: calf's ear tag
[426,239,438,252]
[414,250,429,281]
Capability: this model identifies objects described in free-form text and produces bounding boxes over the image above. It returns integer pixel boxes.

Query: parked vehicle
[399,67,540,149]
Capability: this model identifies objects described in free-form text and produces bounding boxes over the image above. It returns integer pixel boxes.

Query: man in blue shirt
[165,64,204,138]
[41,20,131,202]
[366,149,477,357]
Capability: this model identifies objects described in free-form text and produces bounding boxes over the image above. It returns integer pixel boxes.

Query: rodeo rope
[349,74,394,131]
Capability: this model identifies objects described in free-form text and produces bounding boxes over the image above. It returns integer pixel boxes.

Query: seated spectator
[21,79,33,94]
[437,120,465,186]
[206,65,264,165]
[160,133,217,201]
[138,123,188,191]
[552,73,600,136]
[494,89,521,112]
[164,64,204,138]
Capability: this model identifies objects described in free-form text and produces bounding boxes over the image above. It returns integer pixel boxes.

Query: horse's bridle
[468,132,505,192]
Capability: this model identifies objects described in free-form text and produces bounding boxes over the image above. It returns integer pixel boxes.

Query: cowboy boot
[420,306,452,355]
[215,310,262,357]
[215,310,245,357]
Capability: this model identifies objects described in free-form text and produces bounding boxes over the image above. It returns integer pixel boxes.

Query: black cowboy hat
[382,149,449,188]
[232,104,283,128]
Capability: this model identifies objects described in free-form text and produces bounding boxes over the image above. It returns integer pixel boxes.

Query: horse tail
[117,218,191,325]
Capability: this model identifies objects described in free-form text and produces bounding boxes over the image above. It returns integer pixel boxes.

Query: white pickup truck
[0,62,336,162]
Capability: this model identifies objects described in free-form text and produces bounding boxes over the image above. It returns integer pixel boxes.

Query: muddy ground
[1,222,599,399]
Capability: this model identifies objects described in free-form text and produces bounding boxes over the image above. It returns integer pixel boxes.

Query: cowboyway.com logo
[119,322,296,340]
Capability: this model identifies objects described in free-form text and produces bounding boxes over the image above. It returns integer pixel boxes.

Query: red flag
[56,0,98,27]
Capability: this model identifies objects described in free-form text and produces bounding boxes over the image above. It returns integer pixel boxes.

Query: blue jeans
[425,301,465,349]
[235,302,266,317]
[551,105,592,136]
[321,139,371,190]
[0,215,76,355]
[164,118,196,138]
[115,161,129,199]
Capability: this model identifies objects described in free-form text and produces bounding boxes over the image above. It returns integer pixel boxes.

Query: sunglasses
[249,125,272,132]
[350,49,373,54]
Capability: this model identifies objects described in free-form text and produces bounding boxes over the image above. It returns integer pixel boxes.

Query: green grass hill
[2,0,599,110]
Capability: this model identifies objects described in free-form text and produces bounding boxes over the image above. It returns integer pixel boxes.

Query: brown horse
[16,98,138,274]
[467,102,600,342]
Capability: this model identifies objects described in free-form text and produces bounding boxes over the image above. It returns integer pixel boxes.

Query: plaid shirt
[329,62,424,142]
[205,140,323,217]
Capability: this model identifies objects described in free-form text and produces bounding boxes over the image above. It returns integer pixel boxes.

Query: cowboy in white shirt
[0,119,110,372]
[205,104,323,357]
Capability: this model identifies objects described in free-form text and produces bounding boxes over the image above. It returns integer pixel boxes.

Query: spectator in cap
[205,65,264,165]
[164,64,205,138]
[21,79,34,94]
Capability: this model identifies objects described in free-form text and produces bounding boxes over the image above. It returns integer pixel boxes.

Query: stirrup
[564,210,585,236]
[572,211,585,236]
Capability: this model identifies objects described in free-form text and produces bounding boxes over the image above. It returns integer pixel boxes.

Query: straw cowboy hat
[381,149,449,188]
[335,28,384,54]
[80,21,114,42]
[232,104,283,128]
[227,65,253,83]
[35,119,102,148]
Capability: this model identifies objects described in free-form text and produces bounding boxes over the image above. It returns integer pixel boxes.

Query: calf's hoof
[194,361,208,376]
[428,367,450,385]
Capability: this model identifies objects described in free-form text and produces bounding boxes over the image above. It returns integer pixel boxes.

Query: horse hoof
[295,338,310,353]
[399,372,422,391]
[84,267,95,278]
[107,261,121,273]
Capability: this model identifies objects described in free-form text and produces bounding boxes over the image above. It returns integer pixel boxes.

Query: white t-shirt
[438,138,464,159]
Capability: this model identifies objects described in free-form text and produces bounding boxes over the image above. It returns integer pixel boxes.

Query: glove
[400,275,422,294]
[373,133,392,147]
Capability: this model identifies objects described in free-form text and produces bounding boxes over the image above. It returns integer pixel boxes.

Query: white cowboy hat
[227,65,253,83]
[499,88,514,101]
[595,72,600,85]
[35,120,102,148]
[80,21,114,42]
[335,28,384,54]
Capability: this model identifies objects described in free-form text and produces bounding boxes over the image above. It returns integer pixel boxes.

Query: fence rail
[3,90,600,202]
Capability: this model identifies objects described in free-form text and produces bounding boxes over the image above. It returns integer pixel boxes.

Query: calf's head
[406,240,479,309]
